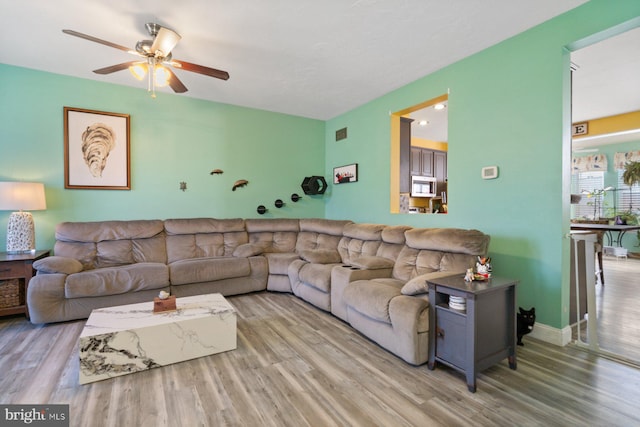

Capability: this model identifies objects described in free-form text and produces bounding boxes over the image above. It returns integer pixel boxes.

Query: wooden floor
[575,256,640,363]
[2,292,640,427]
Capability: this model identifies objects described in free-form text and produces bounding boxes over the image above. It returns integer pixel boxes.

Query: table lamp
[0,182,47,253]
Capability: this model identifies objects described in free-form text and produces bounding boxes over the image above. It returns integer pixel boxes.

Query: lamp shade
[0,182,46,253]
[0,182,47,211]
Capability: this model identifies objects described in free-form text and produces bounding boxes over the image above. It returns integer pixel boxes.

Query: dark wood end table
[427,274,518,392]
[0,250,50,319]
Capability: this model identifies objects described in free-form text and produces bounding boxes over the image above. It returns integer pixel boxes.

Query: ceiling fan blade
[171,59,230,80]
[165,68,188,93]
[150,27,181,57]
[93,62,139,75]
[62,29,137,54]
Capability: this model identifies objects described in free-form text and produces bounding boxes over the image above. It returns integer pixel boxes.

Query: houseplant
[620,161,640,223]
[622,160,640,188]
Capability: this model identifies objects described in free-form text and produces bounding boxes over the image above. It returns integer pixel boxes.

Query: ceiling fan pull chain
[150,57,156,98]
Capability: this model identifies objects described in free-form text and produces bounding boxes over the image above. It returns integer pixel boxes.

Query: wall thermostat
[482,166,499,180]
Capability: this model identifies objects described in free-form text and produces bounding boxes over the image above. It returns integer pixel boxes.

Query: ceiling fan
[62,23,229,97]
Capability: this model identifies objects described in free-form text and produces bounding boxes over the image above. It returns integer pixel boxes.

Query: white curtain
[572,154,608,174]
[614,150,640,170]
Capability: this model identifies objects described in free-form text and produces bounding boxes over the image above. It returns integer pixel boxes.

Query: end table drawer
[0,262,24,279]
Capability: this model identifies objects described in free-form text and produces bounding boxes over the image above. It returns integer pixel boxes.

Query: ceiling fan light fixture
[151,27,181,58]
[129,63,148,80]
[154,65,171,87]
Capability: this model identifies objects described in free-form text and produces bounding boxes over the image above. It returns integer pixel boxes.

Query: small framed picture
[333,163,358,184]
[64,107,131,190]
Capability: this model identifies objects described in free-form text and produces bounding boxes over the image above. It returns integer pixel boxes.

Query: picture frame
[64,107,131,190]
[333,163,358,184]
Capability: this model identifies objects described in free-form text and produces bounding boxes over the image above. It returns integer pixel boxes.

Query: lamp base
[6,211,36,254]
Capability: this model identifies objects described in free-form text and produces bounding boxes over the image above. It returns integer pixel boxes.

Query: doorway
[569,24,640,364]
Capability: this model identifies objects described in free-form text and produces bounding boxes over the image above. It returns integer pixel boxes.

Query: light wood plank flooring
[575,257,640,363]
[2,292,640,426]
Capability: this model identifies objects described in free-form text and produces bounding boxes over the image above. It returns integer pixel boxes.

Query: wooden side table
[0,250,50,319]
[427,274,518,392]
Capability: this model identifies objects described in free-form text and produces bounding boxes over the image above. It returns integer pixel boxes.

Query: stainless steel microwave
[411,176,437,198]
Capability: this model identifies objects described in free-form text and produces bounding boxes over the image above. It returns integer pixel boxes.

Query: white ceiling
[0,0,588,121]
[571,26,640,123]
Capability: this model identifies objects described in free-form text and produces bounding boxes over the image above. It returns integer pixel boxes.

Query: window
[617,170,640,213]
[571,171,604,219]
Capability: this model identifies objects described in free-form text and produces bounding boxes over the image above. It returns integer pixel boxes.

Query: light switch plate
[482,166,498,180]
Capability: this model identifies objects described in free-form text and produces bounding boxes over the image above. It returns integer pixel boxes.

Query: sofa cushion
[233,243,265,257]
[65,263,169,298]
[164,218,249,263]
[246,218,299,253]
[297,263,336,293]
[56,219,165,242]
[54,220,167,270]
[401,270,466,296]
[404,227,490,255]
[299,249,341,264]
[296,219,352,252]
[350,256,394,270]
[264,253,300,275]
[169,257,252,286]
[344,280,403,324]
[34,256,83,275]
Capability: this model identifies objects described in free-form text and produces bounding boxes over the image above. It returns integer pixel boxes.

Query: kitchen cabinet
[410,147,434,177]
[434,150,447,195]
[410,147,446,186]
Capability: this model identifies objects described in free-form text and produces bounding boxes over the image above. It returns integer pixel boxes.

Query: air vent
[335,127,347,141]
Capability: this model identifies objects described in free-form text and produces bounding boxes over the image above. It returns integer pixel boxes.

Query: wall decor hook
[179,182,187,191]
[257,205,268,215]
[275,199,285,208]
[291,193,302,202]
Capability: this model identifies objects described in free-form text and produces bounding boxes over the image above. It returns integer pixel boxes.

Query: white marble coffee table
[79,293,236,384]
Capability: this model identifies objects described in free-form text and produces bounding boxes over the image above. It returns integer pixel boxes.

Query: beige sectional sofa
[28,217,490,366]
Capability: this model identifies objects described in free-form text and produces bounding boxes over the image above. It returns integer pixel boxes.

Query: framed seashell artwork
[64,107,130,190]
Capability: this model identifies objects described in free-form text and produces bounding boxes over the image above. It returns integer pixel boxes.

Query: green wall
[2,0,639,332]
[324,0,640,329]
[0,64,326,251]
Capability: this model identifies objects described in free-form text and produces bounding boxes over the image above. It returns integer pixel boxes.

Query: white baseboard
[527,323,572,346]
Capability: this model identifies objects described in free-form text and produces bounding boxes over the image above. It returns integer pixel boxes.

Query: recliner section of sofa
[27,219,170,324]
[27,217,490,367]
[342,227,491,365]
[288,219,353,311]
[164,217,268,298]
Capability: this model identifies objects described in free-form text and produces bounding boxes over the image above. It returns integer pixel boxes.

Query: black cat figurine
[516,307,535,346]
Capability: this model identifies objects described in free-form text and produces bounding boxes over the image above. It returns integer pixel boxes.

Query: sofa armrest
[33,256,83,275]
[330,265,394,321]
[400,270,465,296]
[298,249,341,264]
[349,256,395,270]
[388,295,431,363]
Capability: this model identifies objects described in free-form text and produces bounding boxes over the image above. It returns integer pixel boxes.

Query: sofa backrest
[245,218,299,253]
[392,228,490,282]
[164,218,248,263]
[296,219,353,252]
[338,223,385,265]
[54,220,167,270]
[377,225,412,261]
